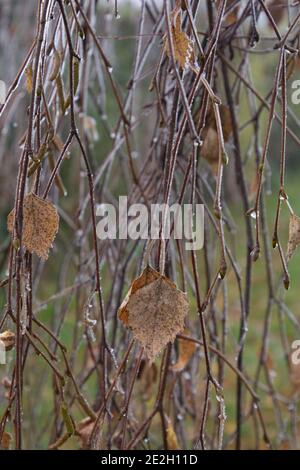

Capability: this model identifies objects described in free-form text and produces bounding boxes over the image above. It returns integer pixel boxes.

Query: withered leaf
[137,359,158,398]
[0,330,15,351]
[118,265,189,362]
[164,4,195,71]
[287,213,300,261]
[119,265,161,326]
[201,127,219,172]
[248,171,261,201]
[0,431,12,450]
[49,49,61,82]
[82,115,99,142]
[7,193,59,260]
[166,419,180,450]
[217,0,239,25]
[25,64,33,94]
[200,104,232,171]
[76,418,95,449]
[172,333,197,372]
[205,104,232,143]
[267,0,284,26]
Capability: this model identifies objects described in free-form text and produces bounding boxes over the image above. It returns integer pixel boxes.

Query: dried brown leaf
[205,103,232,142]
[25,64,33,93]
[248,172,261,201]
[137,359,158,398]
[118,265,189,362]
[0,330,15,351]
[287,213,300,261]
[76,418,95,449]
[267,0,285,26]
[166,419,180,450]
[164,4,195,71]
[0,431,12,450]
[1,377,12,389]
[217,0,239,25]
[49,49,61,82]
[200,104,232,171]
[172,334,197,372]
[201,127,219,169]
[118,265,160,326]
[7,193,59,260]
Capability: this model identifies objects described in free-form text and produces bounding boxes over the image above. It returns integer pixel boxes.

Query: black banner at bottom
[0,449,298,465]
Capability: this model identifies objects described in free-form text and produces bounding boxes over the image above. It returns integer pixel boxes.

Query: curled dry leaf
[0,330,15,351]
[1,377,11,399]
[201,127,219,173]
[172,333,197,372]
[287,213,300,261]
[200,104,232,171]
[76,417,95,449]
[49,49,61,82]
[267,0,285,26]
[137,359,158,398]
[82,114,99,142]
[0,431,12,450]
[166,418,180,450]
[164,3,195,71]
[248,171,262,201]
[205,104,233,142]
[217,0,239,25]
[118,265,189,362]
[2,376,12,389]
[25,63,33,94]
[7,193,59,260]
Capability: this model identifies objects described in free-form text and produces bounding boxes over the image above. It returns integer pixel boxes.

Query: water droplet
[108,66,113,74]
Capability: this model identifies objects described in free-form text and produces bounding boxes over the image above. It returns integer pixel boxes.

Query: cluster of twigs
[1,0,300,450]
